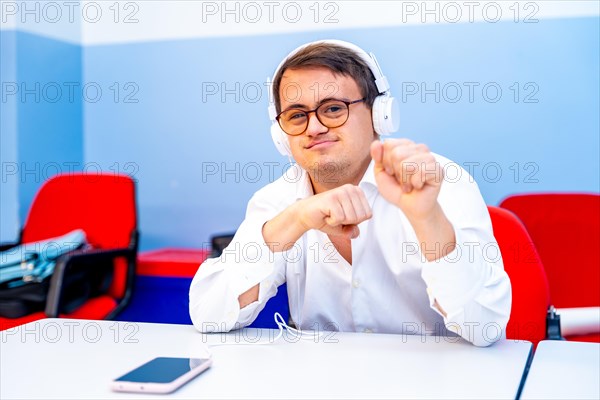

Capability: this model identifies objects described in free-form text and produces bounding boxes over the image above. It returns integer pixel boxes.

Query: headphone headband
[268,39,399,157]
[268,39,390,120]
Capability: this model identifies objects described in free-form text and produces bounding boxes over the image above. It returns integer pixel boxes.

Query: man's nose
[304,111,328,137]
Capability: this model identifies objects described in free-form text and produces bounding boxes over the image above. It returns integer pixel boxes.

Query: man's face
[278,67,377,189]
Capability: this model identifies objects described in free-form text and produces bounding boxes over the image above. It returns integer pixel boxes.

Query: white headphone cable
[206,312,322,349]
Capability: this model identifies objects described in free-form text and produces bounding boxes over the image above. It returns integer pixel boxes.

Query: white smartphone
[110,356,212,394]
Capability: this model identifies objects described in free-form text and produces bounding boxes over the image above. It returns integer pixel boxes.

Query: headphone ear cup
[372,95,400,135]
[271,122,292,157]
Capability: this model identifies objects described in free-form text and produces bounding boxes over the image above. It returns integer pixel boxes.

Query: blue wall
[3,17,599,250]
[83,18,599,250]
[1,30,84,238]
[16,32,84,224]
[1,30,19,243]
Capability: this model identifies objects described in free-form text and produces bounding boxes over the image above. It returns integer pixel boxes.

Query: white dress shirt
[189,154,511,346]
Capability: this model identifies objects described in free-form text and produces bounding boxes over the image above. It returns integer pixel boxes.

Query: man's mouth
[305,139,338,149]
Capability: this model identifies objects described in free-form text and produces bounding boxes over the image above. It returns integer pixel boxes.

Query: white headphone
[267,39,400,157]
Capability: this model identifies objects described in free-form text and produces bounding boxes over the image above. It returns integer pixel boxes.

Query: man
[189,40,511,346]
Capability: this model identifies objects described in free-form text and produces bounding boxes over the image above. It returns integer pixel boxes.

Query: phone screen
[115,357,209,384]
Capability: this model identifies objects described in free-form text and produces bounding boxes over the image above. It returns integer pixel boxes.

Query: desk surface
[521,340,600,400]
[1,319,531,399]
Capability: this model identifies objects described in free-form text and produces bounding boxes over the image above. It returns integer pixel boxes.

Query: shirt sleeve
[419,158,512,347]
[188,191,287,333]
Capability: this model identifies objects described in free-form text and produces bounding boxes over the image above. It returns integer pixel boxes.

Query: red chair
[0,173,138,330]
[487,206,552,346]
[500,194,600,342]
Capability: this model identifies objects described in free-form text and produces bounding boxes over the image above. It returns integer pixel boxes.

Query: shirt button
[352,280,360,289]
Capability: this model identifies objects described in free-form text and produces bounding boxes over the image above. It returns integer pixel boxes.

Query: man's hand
[262,184,372,254]
[370,139,455,262]
[297,184,373,239]
[253,185,372,308]
[370,139,443,221]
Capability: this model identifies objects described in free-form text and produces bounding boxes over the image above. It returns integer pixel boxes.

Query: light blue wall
[16,32,84,223]
[382,18,599,199]
[0,30,19,242]
[3,18,598,250]
[83,36,286,250]
[83,18,599,250]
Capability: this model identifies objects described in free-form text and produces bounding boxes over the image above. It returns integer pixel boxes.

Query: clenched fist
[296,183,373,238]
[262,184,373,254]
[370,139,444,221]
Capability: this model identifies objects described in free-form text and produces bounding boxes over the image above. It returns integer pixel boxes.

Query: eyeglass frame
[275,97,366,136]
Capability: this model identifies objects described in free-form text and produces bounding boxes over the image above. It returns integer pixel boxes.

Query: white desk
[1,319,531,399]
[520,340,600,400]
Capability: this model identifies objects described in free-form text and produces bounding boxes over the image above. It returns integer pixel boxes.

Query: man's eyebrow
[281,96,351,113]
[282,103,308,112]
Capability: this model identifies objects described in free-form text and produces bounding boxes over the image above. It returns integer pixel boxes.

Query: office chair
[210,232,236,258]
[0,173,138,330]
[487,206,555,346]
[499,194,600,342]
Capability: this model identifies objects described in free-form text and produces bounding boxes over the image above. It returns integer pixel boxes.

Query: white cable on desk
[206,312,323,348]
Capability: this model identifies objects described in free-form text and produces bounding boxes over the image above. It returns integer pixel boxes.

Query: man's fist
[370,139,444,221]
[296,184,373,238]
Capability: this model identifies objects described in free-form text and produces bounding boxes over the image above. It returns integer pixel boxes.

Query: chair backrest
[21,173,137,299]
[488,206,550,345]
[499,194,600,308]
[21,173,137,250]
[211,232,236,258]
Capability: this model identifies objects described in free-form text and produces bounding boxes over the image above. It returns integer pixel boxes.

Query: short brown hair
[272,42,379,115]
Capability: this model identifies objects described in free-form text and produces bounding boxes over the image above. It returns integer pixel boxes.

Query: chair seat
[0,296,118,331]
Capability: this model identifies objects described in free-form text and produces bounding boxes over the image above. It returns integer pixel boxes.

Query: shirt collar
[359,160,378,190]
[292,164,313,201]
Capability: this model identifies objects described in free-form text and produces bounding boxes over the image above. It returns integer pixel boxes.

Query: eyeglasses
[276,98,366,136]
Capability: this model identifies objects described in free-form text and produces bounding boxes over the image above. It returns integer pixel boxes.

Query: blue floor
[115,276,289,329]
